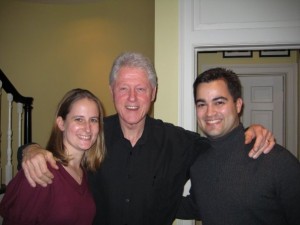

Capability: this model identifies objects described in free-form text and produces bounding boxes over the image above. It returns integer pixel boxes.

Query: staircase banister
[0,69,33,105]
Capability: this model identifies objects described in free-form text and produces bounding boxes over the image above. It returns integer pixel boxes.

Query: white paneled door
[239,74,285,148]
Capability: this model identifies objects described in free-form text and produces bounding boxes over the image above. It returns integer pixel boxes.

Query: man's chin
[121,118,145,127]
[204,130,222,139]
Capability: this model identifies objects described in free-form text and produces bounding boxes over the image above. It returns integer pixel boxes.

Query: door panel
[239,74,284,146]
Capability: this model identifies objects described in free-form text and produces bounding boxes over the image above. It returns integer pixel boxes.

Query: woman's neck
[63,163,83,185]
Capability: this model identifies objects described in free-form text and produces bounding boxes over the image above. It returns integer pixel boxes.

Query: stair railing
[0,69,33,193]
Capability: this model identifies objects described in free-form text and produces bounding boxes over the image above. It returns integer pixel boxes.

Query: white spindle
[175,221,196,225]
[5,93,13,184]
[17,103,23,147]
[0,80,2,185]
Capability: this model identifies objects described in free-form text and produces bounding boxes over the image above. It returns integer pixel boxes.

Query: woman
[0,88,106,225]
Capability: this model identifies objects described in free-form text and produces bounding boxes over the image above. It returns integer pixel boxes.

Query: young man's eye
[215,101,225,105]
[196,102,206,108]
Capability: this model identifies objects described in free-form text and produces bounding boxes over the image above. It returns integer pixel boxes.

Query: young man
[21,53,274,225]
[177,67,300,225]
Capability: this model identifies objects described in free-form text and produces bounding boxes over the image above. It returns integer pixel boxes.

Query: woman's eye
[75,117,83,122]
[91,118,99,123]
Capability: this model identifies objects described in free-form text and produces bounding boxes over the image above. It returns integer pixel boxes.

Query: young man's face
[195,79,243,139]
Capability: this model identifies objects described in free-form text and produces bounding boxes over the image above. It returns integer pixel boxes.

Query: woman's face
[57,98,100,153]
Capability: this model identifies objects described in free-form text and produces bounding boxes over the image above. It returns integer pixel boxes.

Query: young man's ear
[236,98,243,114]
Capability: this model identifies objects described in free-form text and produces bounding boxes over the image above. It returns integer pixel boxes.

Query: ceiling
[18,0,103,3]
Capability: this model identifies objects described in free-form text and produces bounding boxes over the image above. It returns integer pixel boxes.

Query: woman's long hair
[46,88,106,171]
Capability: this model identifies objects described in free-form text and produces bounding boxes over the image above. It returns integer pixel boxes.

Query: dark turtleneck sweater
[177,123,300,225]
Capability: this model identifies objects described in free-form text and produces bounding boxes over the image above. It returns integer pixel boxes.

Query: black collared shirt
[88,114,210,225]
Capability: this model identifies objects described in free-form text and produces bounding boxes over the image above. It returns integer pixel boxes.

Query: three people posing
[15,53,274,225]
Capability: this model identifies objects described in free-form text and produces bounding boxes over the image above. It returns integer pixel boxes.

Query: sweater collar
[207,123,245,148]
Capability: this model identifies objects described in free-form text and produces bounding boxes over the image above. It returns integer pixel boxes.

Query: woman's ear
[56,117,65,131]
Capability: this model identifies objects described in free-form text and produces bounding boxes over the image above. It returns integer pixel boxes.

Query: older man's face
[110,66,156,130]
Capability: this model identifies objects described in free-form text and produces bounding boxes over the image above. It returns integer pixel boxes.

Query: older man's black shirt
[88,114,209,225]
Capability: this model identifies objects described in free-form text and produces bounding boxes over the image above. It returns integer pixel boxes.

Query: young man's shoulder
[267,144,300,164]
